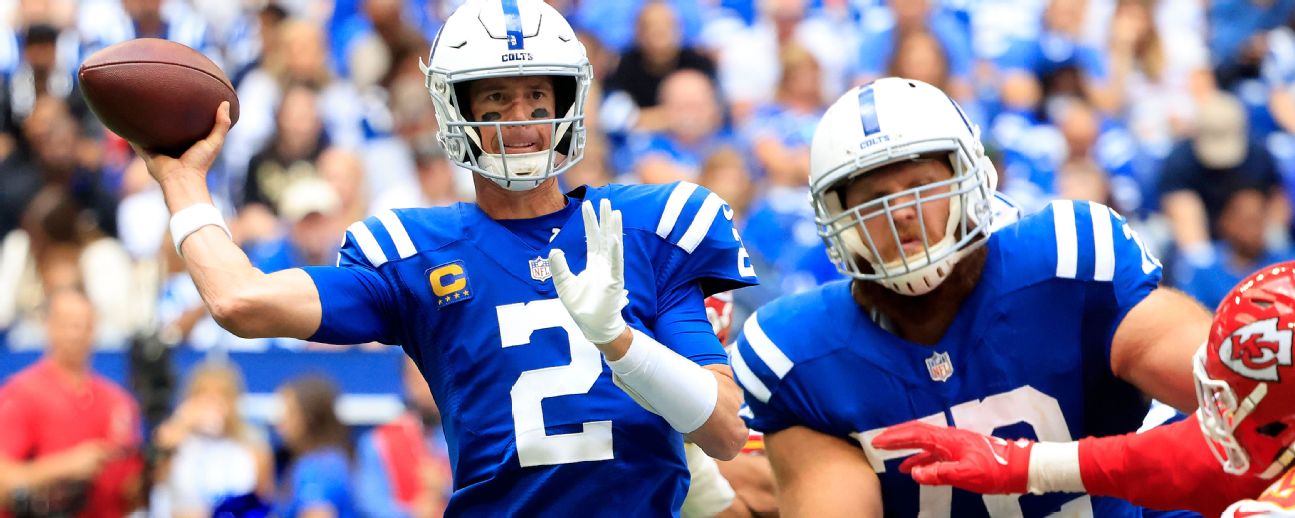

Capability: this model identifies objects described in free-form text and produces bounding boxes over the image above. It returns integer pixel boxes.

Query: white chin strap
[477,150,553,191]
[871,234,965,296]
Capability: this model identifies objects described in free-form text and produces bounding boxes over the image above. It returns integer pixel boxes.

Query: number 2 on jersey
[497,299,614,467]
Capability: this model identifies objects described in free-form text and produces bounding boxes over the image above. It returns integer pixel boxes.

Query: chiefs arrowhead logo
[1219,317,1294,381]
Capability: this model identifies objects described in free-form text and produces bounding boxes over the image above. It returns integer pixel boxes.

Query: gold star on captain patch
[463,290,470,297]
[453,292,462,299]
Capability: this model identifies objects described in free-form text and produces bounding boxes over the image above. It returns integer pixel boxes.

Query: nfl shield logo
[530,256,551,282]
[925,351,954,382]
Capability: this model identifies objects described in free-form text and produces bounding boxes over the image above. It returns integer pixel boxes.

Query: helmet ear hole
[1258,421,1288,437]
[454,82,475,121]
[554,75,577,150]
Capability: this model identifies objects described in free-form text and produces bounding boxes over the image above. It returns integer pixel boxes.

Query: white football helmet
[809,78,999,296]
[421,0,592,191]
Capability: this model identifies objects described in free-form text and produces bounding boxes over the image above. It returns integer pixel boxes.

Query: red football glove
[871,421,1034,494]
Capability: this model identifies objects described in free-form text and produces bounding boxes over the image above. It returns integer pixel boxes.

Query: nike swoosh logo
[985,437,1008,465]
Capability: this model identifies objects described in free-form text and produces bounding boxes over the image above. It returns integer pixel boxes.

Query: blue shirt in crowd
[277,447,356,518]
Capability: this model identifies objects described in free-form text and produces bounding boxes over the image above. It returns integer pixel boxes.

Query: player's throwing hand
[131,101,233,186]
[548,198,630,345]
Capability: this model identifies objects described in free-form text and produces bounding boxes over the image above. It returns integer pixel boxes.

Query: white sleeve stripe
[347,221,388,267]
[1052,200,1078,279]
[742,314,794,378]
[730,347,772,403]
[1089,202,1116,281]
[376,210,417,259]
[677,192,724,254]
[656,182,699,239]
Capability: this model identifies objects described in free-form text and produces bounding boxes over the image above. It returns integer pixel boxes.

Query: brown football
[79,38,239,157]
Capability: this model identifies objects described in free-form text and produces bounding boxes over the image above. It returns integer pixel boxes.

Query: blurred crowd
[5,0,1295,515]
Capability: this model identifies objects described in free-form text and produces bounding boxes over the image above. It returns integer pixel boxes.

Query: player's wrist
[170,203,232,256]
[158,171,214,211]
[1026,441,1084,495]
[592,327,633,358]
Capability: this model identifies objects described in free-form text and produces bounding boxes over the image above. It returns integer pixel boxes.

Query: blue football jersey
[303,182,758,516]
[734,200,1166,517]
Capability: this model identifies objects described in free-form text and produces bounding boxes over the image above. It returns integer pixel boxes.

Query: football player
[130,1,757,515]
[872,262,1295,517]
[730,77,1212,516]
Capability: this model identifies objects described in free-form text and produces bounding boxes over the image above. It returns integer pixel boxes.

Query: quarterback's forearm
[603,329,747,459]
[161,174,322,340]
[685,365,748,460]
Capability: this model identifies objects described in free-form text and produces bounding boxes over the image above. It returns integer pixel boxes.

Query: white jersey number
[497,299,613,467]
[854,386,1091,517]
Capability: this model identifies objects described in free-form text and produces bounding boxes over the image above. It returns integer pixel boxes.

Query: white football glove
[548,199,629,345]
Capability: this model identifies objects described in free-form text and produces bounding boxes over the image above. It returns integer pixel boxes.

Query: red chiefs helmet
[704,291,735,345]
[1196,261,1295,478]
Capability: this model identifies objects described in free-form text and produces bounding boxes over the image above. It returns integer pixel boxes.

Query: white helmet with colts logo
[421,0,592,191]
[809,77,1000,296]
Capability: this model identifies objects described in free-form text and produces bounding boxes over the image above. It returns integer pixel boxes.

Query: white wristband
[607,328,719,434]
[170,203,232,256]
[1026,441,1085,495]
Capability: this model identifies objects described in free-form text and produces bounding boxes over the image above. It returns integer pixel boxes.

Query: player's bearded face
[842,158,955,265]
[467,76,558,155]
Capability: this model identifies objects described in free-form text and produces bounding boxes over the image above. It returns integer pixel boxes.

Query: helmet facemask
[424,62,591,191]
[813,137,995,296]
[1196,343,1295,479]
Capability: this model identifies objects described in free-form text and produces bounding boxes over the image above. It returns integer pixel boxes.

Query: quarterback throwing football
[131,1,757,515]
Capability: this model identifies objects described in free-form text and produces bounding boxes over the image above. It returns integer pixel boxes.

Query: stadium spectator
[996,0,1118,113]
[602,1,715,135]
[0,289,143,517]
[242,83,329,211]
[78,0,215,65]
[348,0,427,84]
[225,2,289,87]
[628,69,729,183]
[317,147,369,225]
[1176,188,1295,309]
[228,18,365,187]
[573,0,704,54]
[245,177,344,272]
[274,376,357,518]
[1055,159,1111,206]
[328,0,441,81]
[115,157,169,260]
[150,361,274,518]
[744,44,823,187]
[697,147,755,222]
[1105,0,1212,154]
[1,102,136,350]
[1158,91,1289,260]
[360,59,429,201]
[886,30,952,94]
[353,356,452,518]
[1209,0,1295,91]
[563,130,614,190]
[0,24,89,162]
[855,0,973,101]
[371,139,460,214]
